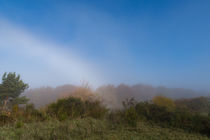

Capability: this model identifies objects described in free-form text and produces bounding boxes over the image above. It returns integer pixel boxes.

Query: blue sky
[0,0,210,90]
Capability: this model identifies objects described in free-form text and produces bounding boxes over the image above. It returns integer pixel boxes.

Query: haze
[0,0,210,91]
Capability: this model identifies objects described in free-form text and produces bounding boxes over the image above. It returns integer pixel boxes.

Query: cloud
[0,18,103,88]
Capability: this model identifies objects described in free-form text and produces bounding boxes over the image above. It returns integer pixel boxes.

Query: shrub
[84,100,107,119]
[175,97,210,115]
[47,96,107,120]
[153,95,175,111]
[123,107,138,127]
[47,97,85,120]
[15,120,24,128]
[135,102,210,136]
[0,114,14,125]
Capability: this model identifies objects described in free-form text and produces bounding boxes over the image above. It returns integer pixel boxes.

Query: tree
[0,72,29,103]
[153,95,175,110]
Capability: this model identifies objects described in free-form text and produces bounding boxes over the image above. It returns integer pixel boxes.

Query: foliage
[0,118,210,140]
[47,97,85,120]
[1,94,209,137]
[0,114,14,125]
[0,76,210,139]
[83,100,107,119]
[12,96,29,106]
[122,98,137,109]
[153,95,175,110]
[0,72,29,100]
[47,96,107,120]
[123,107,138,127]
[175,97,210,115]
[121,98,138,127]
[135,102,210,136]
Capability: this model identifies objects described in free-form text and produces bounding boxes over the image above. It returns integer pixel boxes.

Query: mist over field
[23,84,210,109]
[1,0,210,139]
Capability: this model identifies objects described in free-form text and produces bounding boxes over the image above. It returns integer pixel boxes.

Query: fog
[23,84,210,109]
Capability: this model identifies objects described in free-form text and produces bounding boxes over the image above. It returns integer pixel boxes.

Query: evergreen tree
[0,72,29,101]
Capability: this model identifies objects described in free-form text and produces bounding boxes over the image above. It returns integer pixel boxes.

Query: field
[0,73,210,140]
[0,118,209,140]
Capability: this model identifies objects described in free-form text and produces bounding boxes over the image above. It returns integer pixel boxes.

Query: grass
[0,118,209,140]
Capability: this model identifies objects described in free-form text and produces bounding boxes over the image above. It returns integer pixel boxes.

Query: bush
[47,97,85,120]
[123,107,138,127]
[0,114,14,125]
[47,96,107,120]
[175,97,210,115]
[135,102,210,136]
[15,120,24,128]
[84,100,107,119]
[153,96,175,111]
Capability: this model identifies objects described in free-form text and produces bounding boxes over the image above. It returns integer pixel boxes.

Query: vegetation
[153,95,175,110]
[175,96,210,116]
[0,72,29,113]
[0,118,210,140]
[0,72,28,100]
[0,72,210,139]
[47,96,107,120]
[0,95,210,139]
[135,102,210,135]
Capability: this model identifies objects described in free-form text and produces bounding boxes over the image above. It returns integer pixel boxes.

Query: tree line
[0,72,210,137]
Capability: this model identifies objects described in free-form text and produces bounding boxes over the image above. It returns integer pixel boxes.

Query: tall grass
[1,92,210,139]
[0,118,209,140]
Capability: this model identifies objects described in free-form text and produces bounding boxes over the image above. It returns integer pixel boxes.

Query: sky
[0,0,210,90]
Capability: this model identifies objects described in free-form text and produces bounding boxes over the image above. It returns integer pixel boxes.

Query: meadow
[0,118,210,140]
[0,73,210,140]
[0,95,210,140]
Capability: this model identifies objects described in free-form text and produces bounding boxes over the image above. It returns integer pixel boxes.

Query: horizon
[0,0,210,91]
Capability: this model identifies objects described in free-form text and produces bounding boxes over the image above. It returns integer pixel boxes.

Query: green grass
[0,118,209,140]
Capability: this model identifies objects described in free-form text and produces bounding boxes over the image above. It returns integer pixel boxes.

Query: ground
[0,118,209,140]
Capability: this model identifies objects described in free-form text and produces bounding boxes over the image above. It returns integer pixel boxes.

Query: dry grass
[0,118,209,140]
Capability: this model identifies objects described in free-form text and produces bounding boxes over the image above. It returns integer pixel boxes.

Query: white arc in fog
[0,18,101,87]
